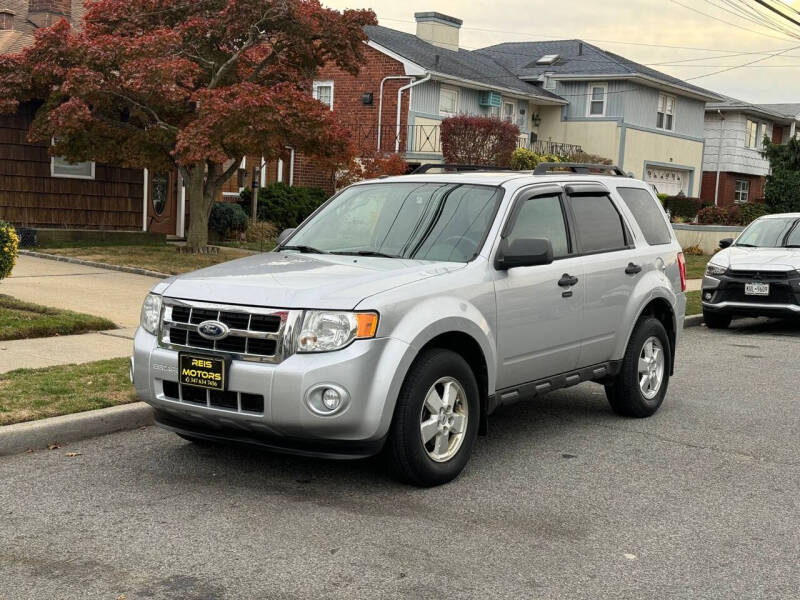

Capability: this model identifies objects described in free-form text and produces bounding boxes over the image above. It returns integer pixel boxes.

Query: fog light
[322,388,342,411]
[704,292,713,301]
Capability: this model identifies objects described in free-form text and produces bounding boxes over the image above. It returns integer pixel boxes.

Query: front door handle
[558,273,579,287]
[625,263,643,275]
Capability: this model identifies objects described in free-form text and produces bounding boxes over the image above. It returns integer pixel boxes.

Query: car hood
[160,252,466,309]
[711,247,800,272]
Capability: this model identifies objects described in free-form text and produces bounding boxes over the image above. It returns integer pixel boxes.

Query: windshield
[283,183,503,262]
[735,217,800,248]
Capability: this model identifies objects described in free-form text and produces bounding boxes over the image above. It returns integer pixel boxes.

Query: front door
[146,171,178,235]
[494,188,585,388]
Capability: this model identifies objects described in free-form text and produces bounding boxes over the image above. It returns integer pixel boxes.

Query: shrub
[510,148,562,170]
[697,205,728,225]
[336,152,408,189]
[0,221,19,280]
[663,196,704,220]
[209,202,249,239]
[738,202,769,225]
[763,137,800,213]
[726,204,741,226]
[682,244,705,256]
[441,115,520,167]
[240,183,328,231]
[568,151,613,165]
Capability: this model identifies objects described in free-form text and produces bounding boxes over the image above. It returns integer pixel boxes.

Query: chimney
[0,9,14,30]
[27,0,72,28]
[414,12,462,52]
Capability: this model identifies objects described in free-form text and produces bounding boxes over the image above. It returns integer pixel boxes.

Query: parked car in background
[702,213,800,328]
[133,164,687,486]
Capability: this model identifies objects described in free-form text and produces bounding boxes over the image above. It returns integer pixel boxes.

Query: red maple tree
[0,0,376,248]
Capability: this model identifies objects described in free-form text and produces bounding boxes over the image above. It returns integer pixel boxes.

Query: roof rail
[412,164,515,174]
[533,163,630,176]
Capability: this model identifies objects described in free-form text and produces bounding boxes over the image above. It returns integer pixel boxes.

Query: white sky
[323,0,800,103]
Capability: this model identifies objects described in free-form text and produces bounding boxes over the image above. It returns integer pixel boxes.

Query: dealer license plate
[179,353,227,390]
[744,282,770,296]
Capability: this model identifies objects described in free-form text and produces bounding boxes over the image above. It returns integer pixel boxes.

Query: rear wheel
[605,317,671,418]
[703,310,732,329]
[386,348,479,487]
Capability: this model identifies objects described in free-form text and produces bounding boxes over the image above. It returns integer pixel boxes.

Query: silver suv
[132,164,687,486]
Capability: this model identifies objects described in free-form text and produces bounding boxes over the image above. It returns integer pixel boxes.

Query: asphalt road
[1,322,799,600]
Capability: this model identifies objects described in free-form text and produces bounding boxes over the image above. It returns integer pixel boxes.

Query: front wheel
[605,317,671,418]
[386,348,479,487]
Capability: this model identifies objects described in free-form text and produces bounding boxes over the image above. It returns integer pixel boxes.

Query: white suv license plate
[745,282,770,296]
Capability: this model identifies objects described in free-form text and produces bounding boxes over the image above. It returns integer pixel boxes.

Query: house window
[657,93,675,131]
[587,83,607,117]
[503,101,515,122]
[745,119,759,149]
[439,87,459,117]
[735,180,750,204]
[51,155,95,180]
[313,81,334,110]
[489,105,501,119]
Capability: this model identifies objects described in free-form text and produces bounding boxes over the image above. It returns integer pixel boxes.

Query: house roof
[364,25,566,103]
[0,0,86,55]
[706,95,795,123]
[758,103,800,119]
[475,39,723,102]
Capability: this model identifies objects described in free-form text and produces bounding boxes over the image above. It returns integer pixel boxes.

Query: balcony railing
[343,123,582,158]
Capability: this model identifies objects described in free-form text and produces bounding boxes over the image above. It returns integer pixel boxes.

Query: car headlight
[705,263,727,277]
[140,293,162,336]
[297,311,378,353]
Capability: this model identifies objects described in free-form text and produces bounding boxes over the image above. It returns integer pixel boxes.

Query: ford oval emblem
[197,320,230,341]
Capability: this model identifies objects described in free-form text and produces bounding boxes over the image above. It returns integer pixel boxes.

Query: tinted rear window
[617,187,672,245]
[569,194,628,253]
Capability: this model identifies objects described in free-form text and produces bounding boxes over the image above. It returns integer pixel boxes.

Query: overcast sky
[324,0,800,103]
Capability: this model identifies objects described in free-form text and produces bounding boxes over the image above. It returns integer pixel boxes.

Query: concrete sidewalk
[1,256,158,372]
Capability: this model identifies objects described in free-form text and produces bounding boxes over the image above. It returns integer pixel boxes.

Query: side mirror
[719,237,734,249]
[494,238,554,270]
[276,228,296,246]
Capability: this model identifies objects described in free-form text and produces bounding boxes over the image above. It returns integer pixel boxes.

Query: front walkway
[0,256,159,373]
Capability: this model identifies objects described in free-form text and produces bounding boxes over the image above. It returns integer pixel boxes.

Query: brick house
[701,97,800,208]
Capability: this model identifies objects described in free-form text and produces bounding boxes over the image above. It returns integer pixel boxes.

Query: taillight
[677,252,687,292]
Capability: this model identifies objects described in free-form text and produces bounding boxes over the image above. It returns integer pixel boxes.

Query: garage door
[645,166,690,196]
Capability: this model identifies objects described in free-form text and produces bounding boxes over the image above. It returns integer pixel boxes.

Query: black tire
[605,317,671,418]
[386,348,480,487]
[703,310,732,330]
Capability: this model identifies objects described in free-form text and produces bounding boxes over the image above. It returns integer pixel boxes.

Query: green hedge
[239,183,328,230]
[209,203,249,238]
[662,196,705,220]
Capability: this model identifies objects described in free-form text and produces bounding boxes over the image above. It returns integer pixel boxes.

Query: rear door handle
[625,263,643,275]
[558,273,579,287]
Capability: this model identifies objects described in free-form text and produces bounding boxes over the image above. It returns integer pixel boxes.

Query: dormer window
[536,54,560,65]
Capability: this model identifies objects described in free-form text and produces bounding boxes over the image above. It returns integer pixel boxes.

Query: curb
[19,250,169,279]
[0,402,154,457]
[684,314,704,328]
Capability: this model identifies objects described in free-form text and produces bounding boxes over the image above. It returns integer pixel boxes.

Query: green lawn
[686,290,702,316]
[43,244,253,276]
[684,254,710,280]
[0,295,116,341]
[0,358,136,426]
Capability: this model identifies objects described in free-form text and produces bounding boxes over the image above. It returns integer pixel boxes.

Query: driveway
[0,323,798,599]
[0,256,158,372]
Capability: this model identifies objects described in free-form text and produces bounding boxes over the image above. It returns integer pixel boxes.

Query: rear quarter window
[617,187,672,246]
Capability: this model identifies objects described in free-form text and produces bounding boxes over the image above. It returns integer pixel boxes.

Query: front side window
[507,194,570,258]
[745,119,759,149]
[313,81,334,109]
[587,83,607,117]
[439,87,459,117]
[735,180,750,204]
[286,183,502,263]
[657,93,675,131]
[569,194,628,253]
[617,187,671,245]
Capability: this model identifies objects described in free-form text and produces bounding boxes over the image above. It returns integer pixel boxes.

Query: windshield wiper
[330,250,400,258]
[279,245,328,254]
[735,243,757,247]
[785,245,800,248]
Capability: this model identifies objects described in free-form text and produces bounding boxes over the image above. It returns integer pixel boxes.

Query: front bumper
[132,328,410,457]
[702,270,800,318]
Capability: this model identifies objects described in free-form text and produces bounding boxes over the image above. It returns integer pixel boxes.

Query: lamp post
[251,165,260,224]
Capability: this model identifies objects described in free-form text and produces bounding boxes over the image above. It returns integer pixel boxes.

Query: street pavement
[0,256,158,372]
[1,321,798,599]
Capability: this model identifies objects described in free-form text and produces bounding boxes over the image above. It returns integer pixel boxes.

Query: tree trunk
[185,167,212,251]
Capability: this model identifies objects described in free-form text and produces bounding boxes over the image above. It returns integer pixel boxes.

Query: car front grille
[721,283,797,305]
[161,380,265,414]
[159,299,301,363]
[728,270,790,281]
